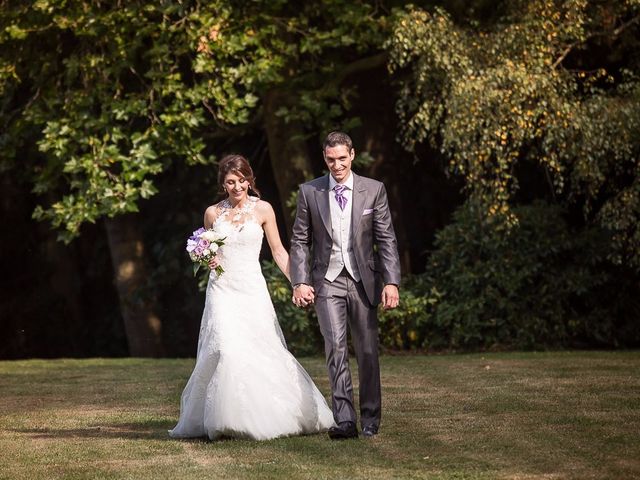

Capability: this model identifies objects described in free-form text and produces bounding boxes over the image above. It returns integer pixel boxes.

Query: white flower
[203,249,211,256]
[201,230,218,242]
[209,243,219,254]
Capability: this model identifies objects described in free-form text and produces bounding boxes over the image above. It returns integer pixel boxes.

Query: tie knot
[333,184,348,210]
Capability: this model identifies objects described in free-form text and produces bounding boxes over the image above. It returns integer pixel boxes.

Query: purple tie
[334,184,348,210]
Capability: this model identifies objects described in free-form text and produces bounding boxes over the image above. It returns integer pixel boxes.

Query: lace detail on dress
[214,196,260,230]
[207,196,263,280]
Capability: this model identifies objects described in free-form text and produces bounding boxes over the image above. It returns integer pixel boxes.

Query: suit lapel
[351,173,367,238]
[314,175,332,235]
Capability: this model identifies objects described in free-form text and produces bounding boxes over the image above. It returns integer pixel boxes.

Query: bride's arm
[258,201,291,282]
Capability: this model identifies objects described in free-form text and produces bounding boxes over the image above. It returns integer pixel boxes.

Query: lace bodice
[210,196,263,277]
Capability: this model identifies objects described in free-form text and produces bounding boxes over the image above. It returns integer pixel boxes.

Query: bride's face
[223,172,249,203]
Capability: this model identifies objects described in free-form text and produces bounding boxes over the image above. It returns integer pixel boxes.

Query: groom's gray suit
[290,172,401,429]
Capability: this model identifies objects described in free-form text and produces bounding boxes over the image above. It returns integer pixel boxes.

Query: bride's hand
[292,284,314,308]
[208,256,219,270]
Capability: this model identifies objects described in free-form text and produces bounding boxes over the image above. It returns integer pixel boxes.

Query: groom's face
[324,144,354,184]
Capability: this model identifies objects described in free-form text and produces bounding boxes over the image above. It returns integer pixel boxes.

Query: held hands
[292,283,398,308]
[292,284,315,308]
[381,284,399,310]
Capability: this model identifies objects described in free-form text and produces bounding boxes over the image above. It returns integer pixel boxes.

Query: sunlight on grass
[0,352,638,479]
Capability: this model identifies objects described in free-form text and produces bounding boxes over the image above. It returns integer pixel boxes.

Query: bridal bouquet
[186,227,225,276]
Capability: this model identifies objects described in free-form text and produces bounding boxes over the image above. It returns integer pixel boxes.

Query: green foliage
[422,200,639,350]
[261,260,323,356]
[387,0,640,267]
[1,1,215,242]
[377,274,437,350]
[0,1,387,242]
[190,0,385,129]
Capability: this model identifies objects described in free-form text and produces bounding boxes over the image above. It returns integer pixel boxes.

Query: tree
[387,0,640,267]
[189,0,389,231]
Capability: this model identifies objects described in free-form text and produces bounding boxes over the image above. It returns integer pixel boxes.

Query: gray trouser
[315,269,381,429]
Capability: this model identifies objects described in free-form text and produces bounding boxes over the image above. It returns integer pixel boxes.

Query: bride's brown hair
[217,154,261,198]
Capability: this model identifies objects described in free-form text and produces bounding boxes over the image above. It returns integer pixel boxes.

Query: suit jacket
[290,173,401,306]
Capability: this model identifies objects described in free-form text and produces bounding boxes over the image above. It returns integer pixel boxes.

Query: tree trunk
[352,65,413,275]
[44,234,86,354]
[104,214,164,357]
[263,89,315,238]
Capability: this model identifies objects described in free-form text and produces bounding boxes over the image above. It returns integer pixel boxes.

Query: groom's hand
[292,284,315,308]
[381,284,399,310]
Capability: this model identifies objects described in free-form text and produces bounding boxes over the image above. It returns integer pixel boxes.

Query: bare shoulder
[254,198,275,219]
[204,204,217,216]
[204,201,225,227]
[205,201,225,216]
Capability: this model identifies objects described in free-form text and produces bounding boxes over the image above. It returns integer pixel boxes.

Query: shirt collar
[329,172,353,191]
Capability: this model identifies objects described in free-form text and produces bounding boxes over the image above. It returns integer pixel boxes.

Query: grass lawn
[0,351,639,479]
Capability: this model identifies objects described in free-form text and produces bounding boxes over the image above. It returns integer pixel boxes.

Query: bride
[169,154,335,441]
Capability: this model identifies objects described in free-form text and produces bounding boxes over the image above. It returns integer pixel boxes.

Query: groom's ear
[350,148,355,159]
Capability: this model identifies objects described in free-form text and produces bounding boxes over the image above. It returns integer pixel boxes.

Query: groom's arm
[289,185,313,287]
[372,183,401,309]
[372,183,401,287]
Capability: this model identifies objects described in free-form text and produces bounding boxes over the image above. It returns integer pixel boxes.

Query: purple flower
[192,227,206,237]
[194,246,204,256]
[197,238,210,249]
[186,238,198,253]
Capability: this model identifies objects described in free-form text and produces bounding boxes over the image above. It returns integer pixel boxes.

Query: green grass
[1,352,639,479]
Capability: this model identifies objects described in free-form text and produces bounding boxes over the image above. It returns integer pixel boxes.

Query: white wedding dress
[169,196,335,441]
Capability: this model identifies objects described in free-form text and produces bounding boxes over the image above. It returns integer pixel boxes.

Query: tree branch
[612,14,640,36]
[552,14,639,70]
[331,52,389,86]
[552,44,576,70]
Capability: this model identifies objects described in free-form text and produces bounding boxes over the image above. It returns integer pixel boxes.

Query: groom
[290,131,401,439]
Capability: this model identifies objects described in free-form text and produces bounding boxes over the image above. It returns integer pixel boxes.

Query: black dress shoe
[362,424,379,437]
[328,422,358,440]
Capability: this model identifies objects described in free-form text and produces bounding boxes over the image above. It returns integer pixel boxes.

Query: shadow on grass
[10,421,265,444]
[10,419,181,441]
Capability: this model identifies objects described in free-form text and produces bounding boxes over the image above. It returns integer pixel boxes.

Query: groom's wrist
[293,283,309,290]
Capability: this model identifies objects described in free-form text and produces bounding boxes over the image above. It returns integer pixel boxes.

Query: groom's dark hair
[323,131,353,152]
